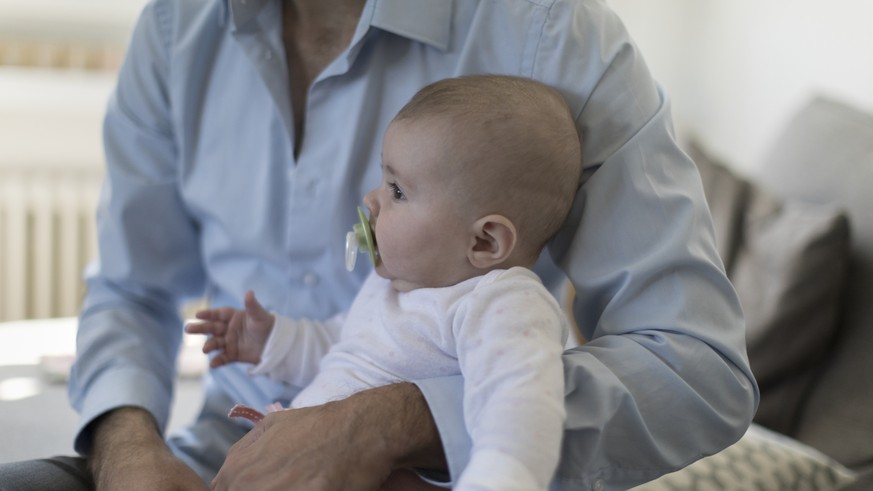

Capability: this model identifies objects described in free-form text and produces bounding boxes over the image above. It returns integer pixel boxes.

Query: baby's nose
[363,188,379,215]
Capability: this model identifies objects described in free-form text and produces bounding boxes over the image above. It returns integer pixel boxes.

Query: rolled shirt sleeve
[68,0,204,454]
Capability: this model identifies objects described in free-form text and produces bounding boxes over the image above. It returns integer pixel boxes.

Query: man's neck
[286,0,366,30]
[282,0,366,156]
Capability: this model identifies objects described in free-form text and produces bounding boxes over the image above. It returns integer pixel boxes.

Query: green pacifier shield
[345,207,377,271]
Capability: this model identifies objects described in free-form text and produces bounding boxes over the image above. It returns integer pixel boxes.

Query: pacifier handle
[345,206,378,271]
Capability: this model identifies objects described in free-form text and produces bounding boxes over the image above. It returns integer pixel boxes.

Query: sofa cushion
[688,142,850,435]
[752,96,873,468]
[730,184,849,434]
[630,423,857,491]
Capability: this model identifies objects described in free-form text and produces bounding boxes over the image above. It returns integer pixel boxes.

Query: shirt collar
[370,0,452,51]
[227,0,452,51]
[228,0,267,30]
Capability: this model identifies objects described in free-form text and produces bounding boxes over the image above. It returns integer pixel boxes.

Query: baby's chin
[389,279,419,293]
[383,272,418,293]
[374,264,419,293]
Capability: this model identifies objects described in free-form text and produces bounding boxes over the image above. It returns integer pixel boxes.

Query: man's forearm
[212,382,447,490]
[87,406,163,474]
[86,406,210,490]
[343,383,447,472]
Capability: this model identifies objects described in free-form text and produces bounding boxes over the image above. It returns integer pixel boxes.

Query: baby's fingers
[201,335,226,354]
[184,321,206,334]
[194,307,237,322]
[209,352,231,369]
[185,320,227,336]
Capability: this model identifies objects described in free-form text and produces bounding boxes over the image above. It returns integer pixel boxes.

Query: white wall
[608,0,873,173]
[5,0,871,174]
[0,0,145,171]
[0,1,145,321]
[0,0,143,42]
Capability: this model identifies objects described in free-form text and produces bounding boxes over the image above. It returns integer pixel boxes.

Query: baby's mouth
[345,206,379,271]
[369,219,382,266]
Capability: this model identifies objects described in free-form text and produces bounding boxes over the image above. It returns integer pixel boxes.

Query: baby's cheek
[373,262,390,280]
[376,245,413,281]
[376,243,400,274]
[372,230,398,275]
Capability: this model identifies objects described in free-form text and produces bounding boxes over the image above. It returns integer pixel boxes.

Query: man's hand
[212,383,447,490]
[88,407,209,491]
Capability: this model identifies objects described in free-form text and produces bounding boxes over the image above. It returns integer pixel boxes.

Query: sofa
[635,96,873,490]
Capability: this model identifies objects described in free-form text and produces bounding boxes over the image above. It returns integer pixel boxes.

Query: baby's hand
[184,290,275,368]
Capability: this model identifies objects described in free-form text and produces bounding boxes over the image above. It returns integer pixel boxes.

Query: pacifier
[345,206,378,271]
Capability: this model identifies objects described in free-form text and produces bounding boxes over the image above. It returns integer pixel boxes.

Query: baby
[186,75,582,490]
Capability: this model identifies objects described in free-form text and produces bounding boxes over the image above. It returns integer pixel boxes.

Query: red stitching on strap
[228,404,266,423]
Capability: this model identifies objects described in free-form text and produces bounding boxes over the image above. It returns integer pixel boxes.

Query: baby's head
[364,75,581,292]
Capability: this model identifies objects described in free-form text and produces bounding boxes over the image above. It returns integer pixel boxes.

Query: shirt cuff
[413,375,471,487]
[72,366,172,455]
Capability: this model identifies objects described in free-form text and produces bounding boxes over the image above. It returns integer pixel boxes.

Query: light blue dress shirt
[68,0,759,489]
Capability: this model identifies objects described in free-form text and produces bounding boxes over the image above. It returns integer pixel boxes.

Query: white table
[0,317,206,463]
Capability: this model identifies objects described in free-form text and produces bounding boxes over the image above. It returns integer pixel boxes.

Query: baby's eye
[388,181,405,201]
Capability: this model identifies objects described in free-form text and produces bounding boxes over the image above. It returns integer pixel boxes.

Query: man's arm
[212,383,446,490]
[420,2,759,489]
[68,1,206,486]
[88,407,207,491]
[543,3,758,486]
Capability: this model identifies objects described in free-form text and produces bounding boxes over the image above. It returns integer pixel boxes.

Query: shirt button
[302,273,319,287]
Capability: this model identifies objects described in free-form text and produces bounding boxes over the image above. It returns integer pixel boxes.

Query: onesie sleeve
[249,311,346,387]
[452,268,568,491]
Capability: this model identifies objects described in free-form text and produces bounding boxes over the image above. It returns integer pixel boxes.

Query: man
[0,0,758,489]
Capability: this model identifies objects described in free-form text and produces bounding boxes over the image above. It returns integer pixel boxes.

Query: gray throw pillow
[688,142,850,435]
[751,97,873,467]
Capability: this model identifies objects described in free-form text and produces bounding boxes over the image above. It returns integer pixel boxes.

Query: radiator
[0,166,102,321]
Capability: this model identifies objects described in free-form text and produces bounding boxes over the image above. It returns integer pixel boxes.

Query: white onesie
[251,266,569,490]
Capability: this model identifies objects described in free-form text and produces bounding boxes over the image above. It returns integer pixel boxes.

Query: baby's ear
[468,215,517,269]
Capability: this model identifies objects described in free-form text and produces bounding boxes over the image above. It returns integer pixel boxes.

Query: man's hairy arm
[213,383,447,490]
[88,407,209,491]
